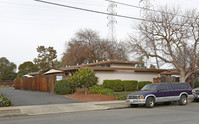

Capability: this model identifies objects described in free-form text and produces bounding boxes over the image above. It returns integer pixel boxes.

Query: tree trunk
[179,71,186,82]
[84,87,88,95]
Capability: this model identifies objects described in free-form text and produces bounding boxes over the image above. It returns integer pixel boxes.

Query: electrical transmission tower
[107,1,117,42]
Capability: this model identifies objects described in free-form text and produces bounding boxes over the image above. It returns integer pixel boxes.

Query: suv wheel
[179,95,187,105]
[146,97,155,108]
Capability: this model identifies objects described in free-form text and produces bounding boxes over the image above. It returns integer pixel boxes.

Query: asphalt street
[1,102,199,124]
[0,88,80,106]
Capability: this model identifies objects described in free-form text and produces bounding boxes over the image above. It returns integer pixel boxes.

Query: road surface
[1,102,199,124]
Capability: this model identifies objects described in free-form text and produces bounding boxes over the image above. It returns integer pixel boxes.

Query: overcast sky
[0,0,199,69]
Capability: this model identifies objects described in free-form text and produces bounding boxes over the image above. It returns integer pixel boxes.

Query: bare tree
[130,6,199,82]
[62,29,128,66]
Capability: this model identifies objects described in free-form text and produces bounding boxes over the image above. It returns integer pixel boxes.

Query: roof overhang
[28,72,40,76]
[22,74,34,78]
[43,69,63,75]
[161,72,180,75]
[60,67,166,72]
[73,60,142,67]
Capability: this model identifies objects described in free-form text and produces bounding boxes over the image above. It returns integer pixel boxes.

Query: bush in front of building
[89,85,133,100]
[103,80,124,92]
[195,81,199,88]
[112,92,133,100]
[68,68,98,95]
[0,94,13,107]
[122,80,138,91]
[138,81,152,90]
[54,80,73,95]
[89,85,114,95]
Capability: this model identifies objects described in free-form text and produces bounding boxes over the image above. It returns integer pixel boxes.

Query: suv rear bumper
[126,99,146,104]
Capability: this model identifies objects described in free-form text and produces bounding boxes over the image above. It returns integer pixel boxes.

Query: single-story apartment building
[38,60,167,84]
[16,60,186,92]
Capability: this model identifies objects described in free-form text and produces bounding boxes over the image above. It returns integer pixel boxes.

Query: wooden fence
[14,75,56,93]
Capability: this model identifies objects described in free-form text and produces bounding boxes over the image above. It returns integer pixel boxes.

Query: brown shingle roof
[30,61,166,75]
[60,66,166,72]
[28,72,40,76]
[77,60,142,67]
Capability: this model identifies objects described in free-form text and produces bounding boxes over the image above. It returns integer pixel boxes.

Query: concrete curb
[0,100,128,117]
[94,101,129,109]
[0,107,26,118]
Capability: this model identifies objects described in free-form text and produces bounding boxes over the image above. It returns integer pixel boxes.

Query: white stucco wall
[95,70,158,85]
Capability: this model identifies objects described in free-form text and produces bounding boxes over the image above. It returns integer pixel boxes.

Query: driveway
[0,88,80,106]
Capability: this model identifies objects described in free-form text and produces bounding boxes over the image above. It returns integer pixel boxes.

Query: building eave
[60,67,166,72]
[74,60,143,67]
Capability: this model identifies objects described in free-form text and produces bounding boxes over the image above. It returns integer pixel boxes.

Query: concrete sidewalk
[0,101,128,117]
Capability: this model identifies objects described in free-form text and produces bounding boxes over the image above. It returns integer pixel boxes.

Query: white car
[192,87,199,101]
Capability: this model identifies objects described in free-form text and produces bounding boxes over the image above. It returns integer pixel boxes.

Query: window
[158,84,172,91]
[141,84,157,91]
[172,83,189,89]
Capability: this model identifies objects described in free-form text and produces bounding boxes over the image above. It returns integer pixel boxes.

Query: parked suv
[126,83,193,108]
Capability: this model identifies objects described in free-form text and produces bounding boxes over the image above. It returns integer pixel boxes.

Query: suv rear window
[172,83,189,89]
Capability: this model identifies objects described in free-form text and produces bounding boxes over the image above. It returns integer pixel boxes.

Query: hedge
[138,81,152,90]
[54,80,73,95]
[122,80,138,91]
[89,85,134,100]
[103,80,124,92]
[89,85,114,95]
[111,92,133,100]
[0,94,13,107]
[195,81,199,88]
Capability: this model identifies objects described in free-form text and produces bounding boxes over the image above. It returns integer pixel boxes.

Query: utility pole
[107,0,117,42]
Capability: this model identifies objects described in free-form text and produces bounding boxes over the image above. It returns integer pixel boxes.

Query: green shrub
[122,80,138,91]
[89,85,114,95]
[103,80,124,92]
[69,68,98,94]
[138,81,152,90]
[111,92,134,100]
[0,94,13,107]
[195,81,199,88]
[54,80,73,95]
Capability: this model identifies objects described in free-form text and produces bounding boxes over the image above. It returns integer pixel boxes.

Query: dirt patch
[64,93,118,102]
[0,86,12,88]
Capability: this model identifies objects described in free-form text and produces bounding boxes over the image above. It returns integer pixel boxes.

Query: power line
[0,0,106,12]
[34,0,152,22]
[0,1,106,18]
[106,0,153,11]
[34,0,195,28]
[105,0,190,18]
[58,0,107,7]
